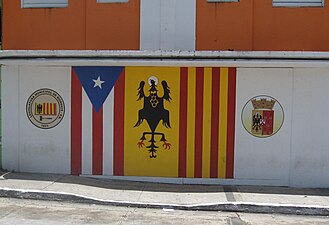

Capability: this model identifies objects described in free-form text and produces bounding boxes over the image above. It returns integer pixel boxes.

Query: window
[21,0,68,8]
[273,0,324,7]
[97,0,129,3]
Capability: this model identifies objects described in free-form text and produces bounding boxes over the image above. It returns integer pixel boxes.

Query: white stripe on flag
[103,90,114,176]
[82,90,92,175]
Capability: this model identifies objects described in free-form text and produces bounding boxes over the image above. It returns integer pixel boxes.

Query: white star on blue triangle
[93,76,105,89]
[73,66,124,112]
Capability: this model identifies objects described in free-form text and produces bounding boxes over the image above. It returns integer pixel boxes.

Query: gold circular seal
[26,88,65,129]
[241,95,284,138]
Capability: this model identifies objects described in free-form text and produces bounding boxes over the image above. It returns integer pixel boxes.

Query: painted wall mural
[70,66,237,178]
[7,65,329,187]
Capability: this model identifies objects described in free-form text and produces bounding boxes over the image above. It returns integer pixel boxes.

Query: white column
[140,0,196,51]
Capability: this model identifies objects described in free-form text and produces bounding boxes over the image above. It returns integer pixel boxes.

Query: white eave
[0,50,329,68]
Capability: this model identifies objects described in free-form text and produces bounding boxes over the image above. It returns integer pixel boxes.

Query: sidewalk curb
[0,188,329,216]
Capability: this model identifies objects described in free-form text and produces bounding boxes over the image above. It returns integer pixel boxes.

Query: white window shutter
[22,0,68,8]
[273,0,324,7]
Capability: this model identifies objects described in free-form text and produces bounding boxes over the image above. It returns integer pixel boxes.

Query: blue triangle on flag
[73,66,124,112]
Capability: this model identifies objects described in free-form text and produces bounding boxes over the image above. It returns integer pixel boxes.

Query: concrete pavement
[1,171,329,216]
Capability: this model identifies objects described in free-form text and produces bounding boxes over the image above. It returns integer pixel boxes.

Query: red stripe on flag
[194,67,204,178]
[226,67,236,178]
[54,103,57,115]
[114,71,125,176]
[210,67,220,178]
[179,67,188,178]
[71,69,82,175]
[92,107,103,175]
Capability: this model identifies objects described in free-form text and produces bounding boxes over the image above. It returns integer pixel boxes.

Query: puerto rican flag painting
[71,66,124,176]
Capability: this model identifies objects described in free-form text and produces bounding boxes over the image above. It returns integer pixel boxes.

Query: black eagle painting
[134,77,172,158]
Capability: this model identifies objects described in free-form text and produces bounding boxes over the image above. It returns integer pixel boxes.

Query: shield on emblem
[251,98,276,137]
[252,109,274,136]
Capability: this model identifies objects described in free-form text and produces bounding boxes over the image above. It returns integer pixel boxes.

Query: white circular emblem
[26,88,65,129]
[241,95,284,138]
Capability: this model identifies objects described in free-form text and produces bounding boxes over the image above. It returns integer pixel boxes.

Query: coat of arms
[242,95,284,138]
[251,98,276,136]
[134,76,172,158]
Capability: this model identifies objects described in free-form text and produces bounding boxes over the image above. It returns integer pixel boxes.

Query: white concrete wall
[2,66,20,171]
[235,68,293,186]
[3,64,329,187]
[235,67,329,188]
[2,66,71,174]
[140,0,196,50]
[290,68,329,187]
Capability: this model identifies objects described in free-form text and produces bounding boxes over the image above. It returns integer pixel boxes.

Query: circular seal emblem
[241,95,284,138]
[26,88,65,129]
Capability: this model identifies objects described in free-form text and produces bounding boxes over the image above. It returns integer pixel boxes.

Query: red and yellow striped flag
[179,67,236,179]
[113,66,236,178]
[35,102,57,115]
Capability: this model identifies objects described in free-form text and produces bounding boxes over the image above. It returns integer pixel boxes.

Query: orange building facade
[3,0,329,51]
